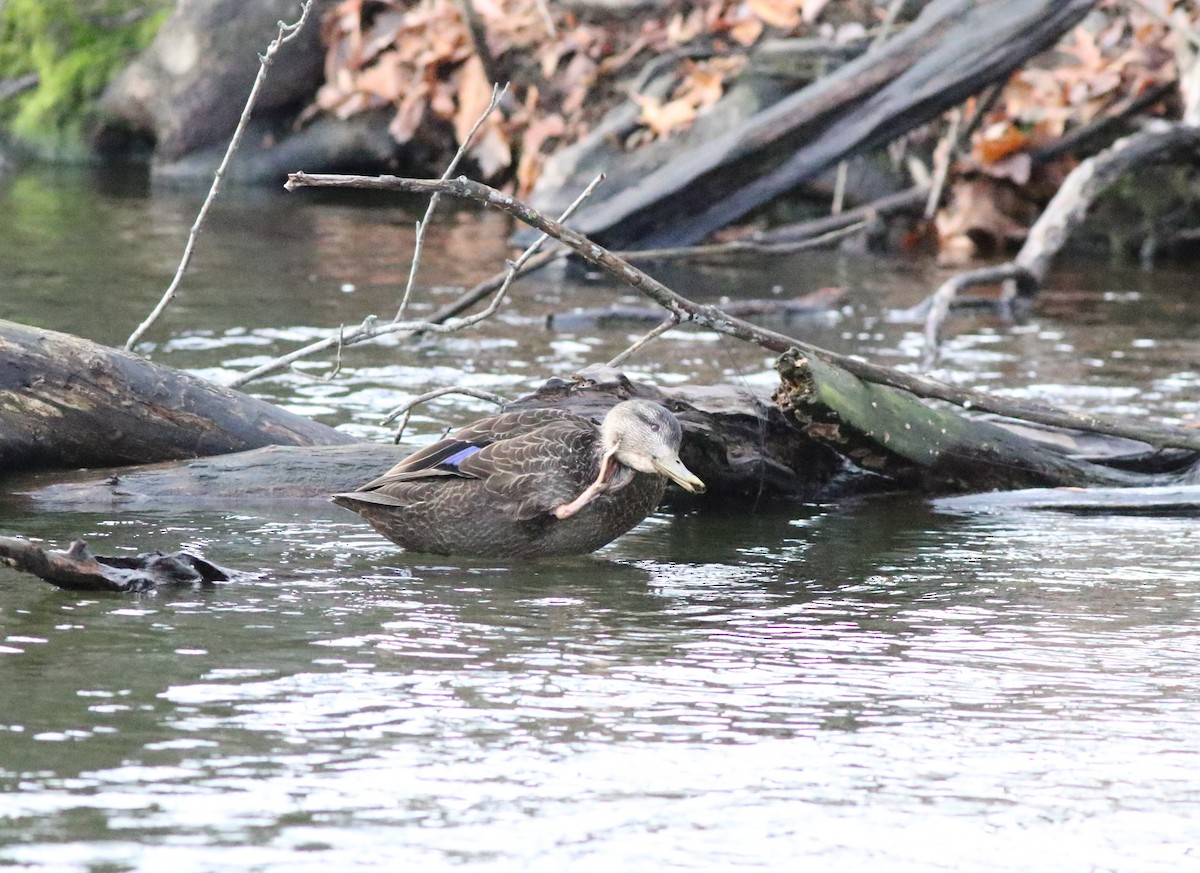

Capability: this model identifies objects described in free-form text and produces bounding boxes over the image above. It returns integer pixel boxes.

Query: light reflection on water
[2,167,1200,870]
[3,502,1200,871]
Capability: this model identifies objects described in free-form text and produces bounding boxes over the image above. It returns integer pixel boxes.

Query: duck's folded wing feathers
[455,418,598,521]
[359,408,586,491]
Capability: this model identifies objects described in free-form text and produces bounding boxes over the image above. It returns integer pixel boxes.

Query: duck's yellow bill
[653,455,706,494]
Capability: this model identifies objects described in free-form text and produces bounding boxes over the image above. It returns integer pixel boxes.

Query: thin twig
[228,174,603,388]
[397,83,508,322]
[285,170,1200,452]
[290,322,346,381]
[124,0,315,352]
[826,0,906,219]
[456,0,504,86]
[381,386,509,442]
[831,161,849,215]
[873,0,907,48]
[607,315,682,367]
[534,0,557,38]
[925,107,962,219]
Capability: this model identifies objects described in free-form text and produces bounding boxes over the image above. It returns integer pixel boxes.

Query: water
[2,165,1200,871]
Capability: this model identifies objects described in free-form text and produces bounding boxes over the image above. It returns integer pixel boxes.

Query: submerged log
[0,536,234,592]
[0,319,357,476]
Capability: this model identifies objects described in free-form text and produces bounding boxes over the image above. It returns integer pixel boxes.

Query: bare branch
[124,0,316,352]
[229,174,603,388]
[397,83,508,321]
[607,315,682,367]
[286,170,1200,452]
[924,107,961,219]
[381,386,509,442]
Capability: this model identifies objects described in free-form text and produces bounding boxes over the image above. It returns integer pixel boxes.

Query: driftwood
[0,536,234,592]
[0,319,355,475]
[537,0,1095,249]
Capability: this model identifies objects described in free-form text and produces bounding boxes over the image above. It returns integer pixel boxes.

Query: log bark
[0,319,356,476]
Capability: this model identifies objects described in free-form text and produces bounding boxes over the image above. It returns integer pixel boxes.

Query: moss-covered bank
[0,0,170,159]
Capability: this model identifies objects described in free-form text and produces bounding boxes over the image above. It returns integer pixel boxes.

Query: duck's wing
[353,408,589,495]
[454,418,598,520]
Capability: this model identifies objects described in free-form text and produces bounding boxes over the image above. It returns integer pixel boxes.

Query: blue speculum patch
[441,445,483,468]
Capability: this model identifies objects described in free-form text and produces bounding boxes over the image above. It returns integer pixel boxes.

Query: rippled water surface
[2,166,1200,871]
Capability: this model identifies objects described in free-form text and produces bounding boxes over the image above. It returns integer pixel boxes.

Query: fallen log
[0,319,357,476]
[773,350,1193,492]
[10,369,845,507]
[535,0,1096,249]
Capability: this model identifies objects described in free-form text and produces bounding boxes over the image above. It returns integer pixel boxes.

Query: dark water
[2,165,1199,871]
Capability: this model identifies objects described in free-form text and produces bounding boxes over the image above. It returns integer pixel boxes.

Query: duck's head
[600,399,706,494]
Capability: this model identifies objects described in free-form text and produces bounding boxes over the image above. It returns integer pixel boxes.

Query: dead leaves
[937,0,1200,262]
[631,56,745,143]
[308,0,841,194]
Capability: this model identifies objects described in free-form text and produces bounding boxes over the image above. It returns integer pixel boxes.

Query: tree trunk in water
[0,319,356,476]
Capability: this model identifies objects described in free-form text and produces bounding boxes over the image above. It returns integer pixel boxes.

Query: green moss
[0,0,170,158]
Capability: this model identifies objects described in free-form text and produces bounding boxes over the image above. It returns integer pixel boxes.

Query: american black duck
[332,399,705,558]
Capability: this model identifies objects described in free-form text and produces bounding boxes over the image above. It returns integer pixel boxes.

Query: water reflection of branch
[124,0,317,353]
[284,170,1200,453]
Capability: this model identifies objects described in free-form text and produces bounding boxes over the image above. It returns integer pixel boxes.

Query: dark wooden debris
[0,535,234,593]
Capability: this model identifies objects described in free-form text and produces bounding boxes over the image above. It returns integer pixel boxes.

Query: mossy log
[773,350,1184,492]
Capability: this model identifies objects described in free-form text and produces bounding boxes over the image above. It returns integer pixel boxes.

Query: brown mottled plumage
[332,400,704,558]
